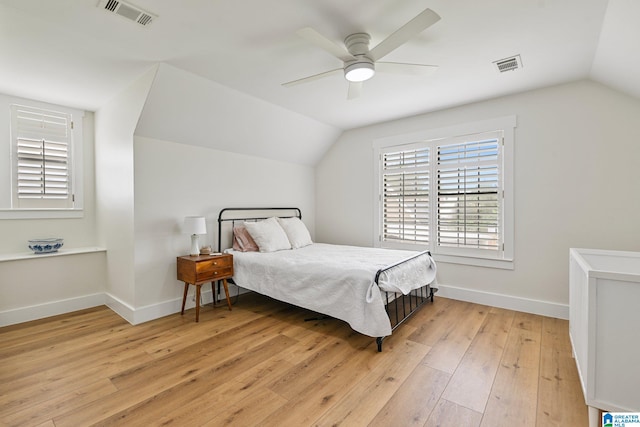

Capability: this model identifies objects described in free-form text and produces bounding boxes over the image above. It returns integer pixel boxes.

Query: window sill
[0,209,84,220]
[378,243,514,270]
[0,247,106,263]
[433,253,514,270]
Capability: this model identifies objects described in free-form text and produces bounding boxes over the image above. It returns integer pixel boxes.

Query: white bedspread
[228,243,436,337]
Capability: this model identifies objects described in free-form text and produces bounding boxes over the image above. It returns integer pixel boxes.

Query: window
[374,116,515,269]
[436,133,501,254]
[381,145,430,245]
[11,105,73,208]
[1,100,84,218]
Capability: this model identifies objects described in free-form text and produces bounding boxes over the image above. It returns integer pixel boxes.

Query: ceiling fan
[282,8,441,99]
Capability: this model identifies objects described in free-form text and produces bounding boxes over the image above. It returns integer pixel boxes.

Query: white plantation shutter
[375,117,514,266]
[437,133,502,253]
[11,105,74,209]
[381,147,430,244]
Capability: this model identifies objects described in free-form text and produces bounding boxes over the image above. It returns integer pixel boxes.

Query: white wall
[133,136,316,311]
[95,65,157,315]
[316,79,640,315]
[126,62,331,322]
[0,252,106,326]
[0,94,106,326]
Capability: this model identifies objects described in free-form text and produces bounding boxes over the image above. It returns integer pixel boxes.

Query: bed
[217,207,437,351]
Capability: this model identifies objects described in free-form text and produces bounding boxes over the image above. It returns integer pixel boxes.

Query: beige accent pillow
[277,217,312,249]
[243,217,291,252]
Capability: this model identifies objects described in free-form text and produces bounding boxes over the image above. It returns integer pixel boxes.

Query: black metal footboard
[375,250,436,352]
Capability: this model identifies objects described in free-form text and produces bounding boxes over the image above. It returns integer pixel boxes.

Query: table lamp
[184,216,207,256]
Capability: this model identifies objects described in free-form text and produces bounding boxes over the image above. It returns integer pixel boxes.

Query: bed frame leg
[376,337,383,352]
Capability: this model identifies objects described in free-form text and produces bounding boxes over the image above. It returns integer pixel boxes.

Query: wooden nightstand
[177,253,233,322]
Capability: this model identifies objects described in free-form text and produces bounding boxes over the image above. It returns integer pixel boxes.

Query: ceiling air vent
[97,0,157,27]
[493,55,522,73]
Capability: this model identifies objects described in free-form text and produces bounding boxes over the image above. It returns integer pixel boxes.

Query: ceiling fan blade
[347,81,362,100]
[369,8,441,62]
[282,68,343,87]
[376,62,438,76]
[297,27,355,62]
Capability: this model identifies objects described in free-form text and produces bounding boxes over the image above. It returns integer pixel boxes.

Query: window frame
[0,100,84,219]
[373,116,516,269]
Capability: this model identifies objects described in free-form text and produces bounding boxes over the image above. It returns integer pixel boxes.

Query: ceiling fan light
[344,62,375,82]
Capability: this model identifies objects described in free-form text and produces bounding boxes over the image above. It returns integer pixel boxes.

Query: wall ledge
[0,246,106,263]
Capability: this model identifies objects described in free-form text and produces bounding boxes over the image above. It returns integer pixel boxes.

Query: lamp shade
[184,216,207,235]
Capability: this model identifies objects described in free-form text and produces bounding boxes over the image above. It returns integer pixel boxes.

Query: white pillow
[243,217,291,253]
[277,217,313,249]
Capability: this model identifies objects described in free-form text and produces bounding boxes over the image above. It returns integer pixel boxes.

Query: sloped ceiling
[0,0,637,134]
[590,0,640,100]
[135,63,340,166]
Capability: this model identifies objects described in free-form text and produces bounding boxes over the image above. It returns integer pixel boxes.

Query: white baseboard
[107,284,245,325]
[2,284,565,328]
[0,293,105,327]
[2,285,247,328]
[436,284,569,319]
[104,293,136,324]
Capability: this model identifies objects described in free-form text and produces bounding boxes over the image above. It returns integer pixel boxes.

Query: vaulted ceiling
[0,0,637,131]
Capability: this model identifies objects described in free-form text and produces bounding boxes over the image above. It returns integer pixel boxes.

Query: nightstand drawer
[198,266,233,282]
[196,256,232,272]
[177,254,234,285]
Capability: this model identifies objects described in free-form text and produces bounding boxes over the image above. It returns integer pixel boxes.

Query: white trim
[0,293,105,327]
[436,284,568,319]
[373,115,517,150]
[104,292,136,324]
[8,103,85,213]
[130,288,216,325]
[1,284,247,327]
[0,283,564,329]
[0,208,84,220]
[434,254,514,270]
[379,243,514,269]
[107,283,246,325]
[0,246,106,262]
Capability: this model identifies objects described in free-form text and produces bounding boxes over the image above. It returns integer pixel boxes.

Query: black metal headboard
[217,207,302,252]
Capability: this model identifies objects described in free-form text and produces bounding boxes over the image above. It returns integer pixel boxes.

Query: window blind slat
[436,138,501,251]
[381,149,430,244]
[12,106,72,203]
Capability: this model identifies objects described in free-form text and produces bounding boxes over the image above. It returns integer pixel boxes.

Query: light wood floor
[0,293,588,426]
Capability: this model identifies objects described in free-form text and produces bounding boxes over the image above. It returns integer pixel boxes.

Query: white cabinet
[569,248,640,425]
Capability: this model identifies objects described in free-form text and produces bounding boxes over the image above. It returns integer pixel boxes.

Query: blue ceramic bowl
[28,238,64,254]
